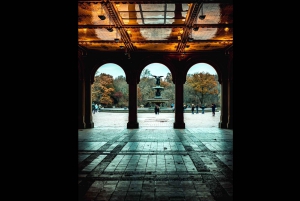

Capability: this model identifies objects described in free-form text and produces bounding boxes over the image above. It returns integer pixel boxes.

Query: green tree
[140,68,152,78]
[113,75,128,107]
[138,76,155,106]
[164,72,173,83]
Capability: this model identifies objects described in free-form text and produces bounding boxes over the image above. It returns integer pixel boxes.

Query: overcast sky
[96,62,217,79]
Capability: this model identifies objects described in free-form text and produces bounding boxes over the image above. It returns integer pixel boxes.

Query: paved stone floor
[78,111,233,201]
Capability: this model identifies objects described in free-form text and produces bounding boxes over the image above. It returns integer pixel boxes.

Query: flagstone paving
[79,111,232,201]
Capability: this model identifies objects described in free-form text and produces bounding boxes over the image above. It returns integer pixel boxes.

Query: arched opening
[137,63,175,128]
[184,62,220,128]
[91,63,128,128]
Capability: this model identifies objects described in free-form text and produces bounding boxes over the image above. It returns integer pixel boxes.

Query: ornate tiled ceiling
[78,0,233,53]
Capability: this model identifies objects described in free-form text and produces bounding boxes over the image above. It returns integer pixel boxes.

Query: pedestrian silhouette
[200,104,206,114]
[211,103,216,116]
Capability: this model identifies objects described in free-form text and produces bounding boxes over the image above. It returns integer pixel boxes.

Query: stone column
[227,55,233,129]
[219,79,228,129]
[78,75,86,129]
[78,53,87,129]
[127,72,139,129]
[227,79,233,129]
[84,76,94,128]
[174,74,185,129]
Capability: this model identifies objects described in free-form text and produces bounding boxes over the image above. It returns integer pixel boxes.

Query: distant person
[92,102,96,114]
[183,105,187,111]
[171,103,174,109]
[191,104,195,114]
[211,103,216,116]
[95,104,99,113]
[196,104,199,114]
[200,104,206,114]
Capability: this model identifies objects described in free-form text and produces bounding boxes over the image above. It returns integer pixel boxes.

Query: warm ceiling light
[98,4,106,20]
[114,29,120,42]
[106,27,113,32]
[199,4,206,20]
[98,15,106,20]
[199,15,206,20]
[127,30,132,37]
[224,27,229,32]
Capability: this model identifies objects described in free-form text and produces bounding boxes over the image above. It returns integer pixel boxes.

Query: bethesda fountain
[147,75,170,107]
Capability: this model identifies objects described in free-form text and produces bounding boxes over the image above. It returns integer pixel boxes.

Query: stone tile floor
[78,112,233,201]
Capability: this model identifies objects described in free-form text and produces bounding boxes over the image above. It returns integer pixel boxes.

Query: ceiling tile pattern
[78,0,233,53]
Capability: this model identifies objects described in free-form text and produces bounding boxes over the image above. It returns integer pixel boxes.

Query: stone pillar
[78,75,86,129]
[78,53,86,129]
[227,78,233,129]
[127,72,139,129]
[174,74,185,129]
[219,79,228,129]
[84,76,94,128]
[227,54,233,129]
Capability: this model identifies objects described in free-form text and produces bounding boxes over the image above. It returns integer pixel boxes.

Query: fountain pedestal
[147,76,169,107]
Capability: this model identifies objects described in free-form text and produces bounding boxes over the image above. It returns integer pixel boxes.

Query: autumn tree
[186,72,218,106]
[91,73,115,107]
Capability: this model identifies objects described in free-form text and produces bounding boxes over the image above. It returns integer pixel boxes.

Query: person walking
[200,104,206,114]
[95,104,99,113]
[211,103,216,116]
[191,104,195,114]
[196,104,199,114]
[92,102,96,114]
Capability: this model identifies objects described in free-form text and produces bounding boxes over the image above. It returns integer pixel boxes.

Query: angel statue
[152,75,163,86]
